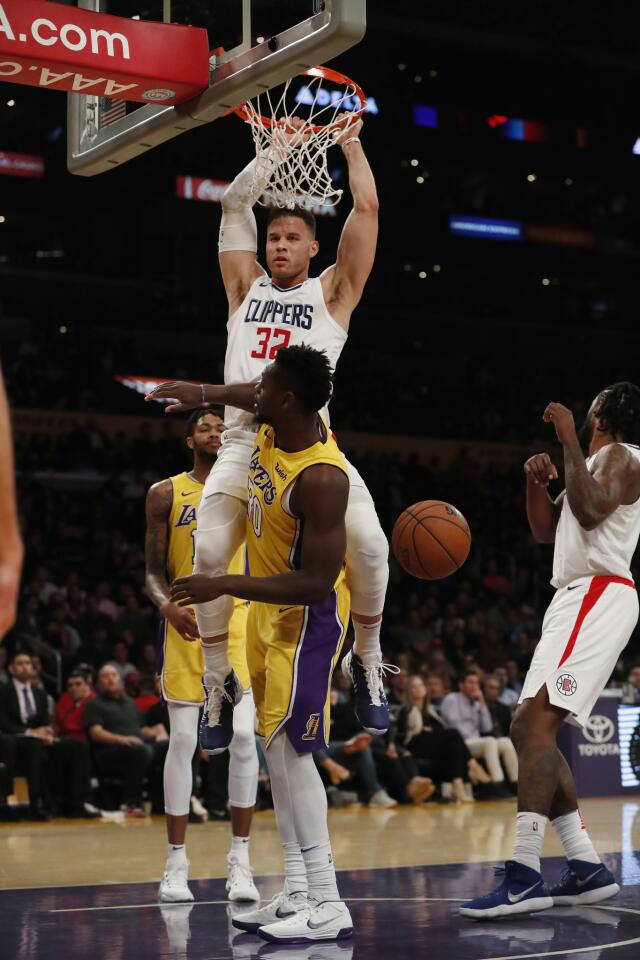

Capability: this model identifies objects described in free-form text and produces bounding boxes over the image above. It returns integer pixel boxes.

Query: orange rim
[233,65,366,133]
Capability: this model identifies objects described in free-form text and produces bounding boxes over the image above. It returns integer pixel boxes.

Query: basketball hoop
[233,66,366,209]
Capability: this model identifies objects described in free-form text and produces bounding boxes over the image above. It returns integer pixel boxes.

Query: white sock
[167,842,187,867]
[301,839,340,904]
[552,809,601,865]
[283,840,308,897]
[512,812,548,872]
[201,639,232,686]
[230,835,250,866]
[352,618,383,664]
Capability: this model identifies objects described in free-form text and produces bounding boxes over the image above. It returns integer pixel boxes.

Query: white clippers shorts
[519,574,638,728]
[201,426,369,505]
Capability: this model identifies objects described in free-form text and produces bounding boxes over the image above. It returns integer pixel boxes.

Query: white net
[237,69,364,209]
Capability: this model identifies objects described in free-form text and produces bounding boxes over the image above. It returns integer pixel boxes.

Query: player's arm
[219,153,292,312]
[171,464,349,607]
[544,401,635,530]
[0,365,23,642]
[145,480,199,641]
[524,453,562,543]
[321,119,378,329]
[145,380,257,415]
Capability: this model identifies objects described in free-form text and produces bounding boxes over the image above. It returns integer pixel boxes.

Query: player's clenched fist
[524,453,558,486]
[543,401,577,446]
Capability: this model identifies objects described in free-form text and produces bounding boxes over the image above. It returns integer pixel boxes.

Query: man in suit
[484,674,516,738]
[0,652,97,819]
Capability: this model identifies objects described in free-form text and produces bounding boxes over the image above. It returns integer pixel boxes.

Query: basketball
[391,500,471,580]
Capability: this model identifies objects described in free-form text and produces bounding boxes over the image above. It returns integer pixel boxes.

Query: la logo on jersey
[175,504,196,526]
[302,713,321,741]
[557,673,577,696]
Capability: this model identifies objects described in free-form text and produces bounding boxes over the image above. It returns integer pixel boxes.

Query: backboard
[67,0,366,176]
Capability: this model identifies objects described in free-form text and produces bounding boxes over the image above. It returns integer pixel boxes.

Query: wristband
[341,136,361,147]
[200,383,206,406]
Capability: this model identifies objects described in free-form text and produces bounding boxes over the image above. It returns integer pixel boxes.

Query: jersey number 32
[251,326,291,360]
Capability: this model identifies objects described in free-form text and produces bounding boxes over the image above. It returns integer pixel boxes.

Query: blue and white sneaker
[341,650,397,735]
[460,860,553,919]
[549,859,620,906]
[199,670,243,754]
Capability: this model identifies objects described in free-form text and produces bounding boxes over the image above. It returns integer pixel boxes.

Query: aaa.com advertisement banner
[0,0,209,103]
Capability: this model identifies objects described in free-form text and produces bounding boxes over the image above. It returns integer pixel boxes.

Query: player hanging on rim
[145,411,260,904]
[462,382,640,920]
[170,346,354,944]
[146,114,391,754]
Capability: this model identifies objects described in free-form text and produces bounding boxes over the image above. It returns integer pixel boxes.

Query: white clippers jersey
[552,443,640,588]
[223,274,347,429]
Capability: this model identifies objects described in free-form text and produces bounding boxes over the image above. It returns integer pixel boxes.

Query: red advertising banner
[176,176,229,203]
[175,176,338,217]
[0,150,44,177]
[0,0,209,104]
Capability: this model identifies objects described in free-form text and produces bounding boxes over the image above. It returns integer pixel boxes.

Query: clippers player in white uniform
[148,118,390,761]
[462,382,640,920]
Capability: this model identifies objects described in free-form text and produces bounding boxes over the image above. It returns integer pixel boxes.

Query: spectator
[29,654,56,719]
[84,664,168,816]
[0,652,97,819]
[55,671,96,740]
[396,675,485,803]
[440,670,518,799]
[387,668,409,705]
[316,691,398,808]
[109,640,137,681]
[483,675,513,738]
[425,673,447,708]
[95,581,119,621]
[505,659,524,696]
[494,666,519,709]
[622,665,640,705]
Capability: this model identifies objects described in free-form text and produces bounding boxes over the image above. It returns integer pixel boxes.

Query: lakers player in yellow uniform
[145,410,260,905]
[171,346,354,944]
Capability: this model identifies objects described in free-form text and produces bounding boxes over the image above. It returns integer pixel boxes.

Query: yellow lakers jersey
[161,472,250,701]
[246,422,349,583]
[168,472,202,581]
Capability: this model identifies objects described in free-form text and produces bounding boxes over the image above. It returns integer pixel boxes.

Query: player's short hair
[266,205,316,239]
[272,345,333,413]
[597,382,640,444]
[185,408,223,440]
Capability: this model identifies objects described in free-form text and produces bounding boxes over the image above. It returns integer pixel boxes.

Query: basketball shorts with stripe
[247,583,350,752]
[519,575,639,728]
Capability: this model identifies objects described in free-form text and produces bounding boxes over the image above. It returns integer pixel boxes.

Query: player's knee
[347,524,390,594]
[231,724,258,765]
[169,725,198,763]
[194,532,232,577]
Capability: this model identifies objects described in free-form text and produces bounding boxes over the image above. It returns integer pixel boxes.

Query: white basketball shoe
[258,900,353,943]
[232,890,308,932]
[158,861,194,903]
[226,854,260,902]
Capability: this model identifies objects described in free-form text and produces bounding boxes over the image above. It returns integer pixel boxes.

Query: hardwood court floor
[1,795,638,890]
[1,797,640,960]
